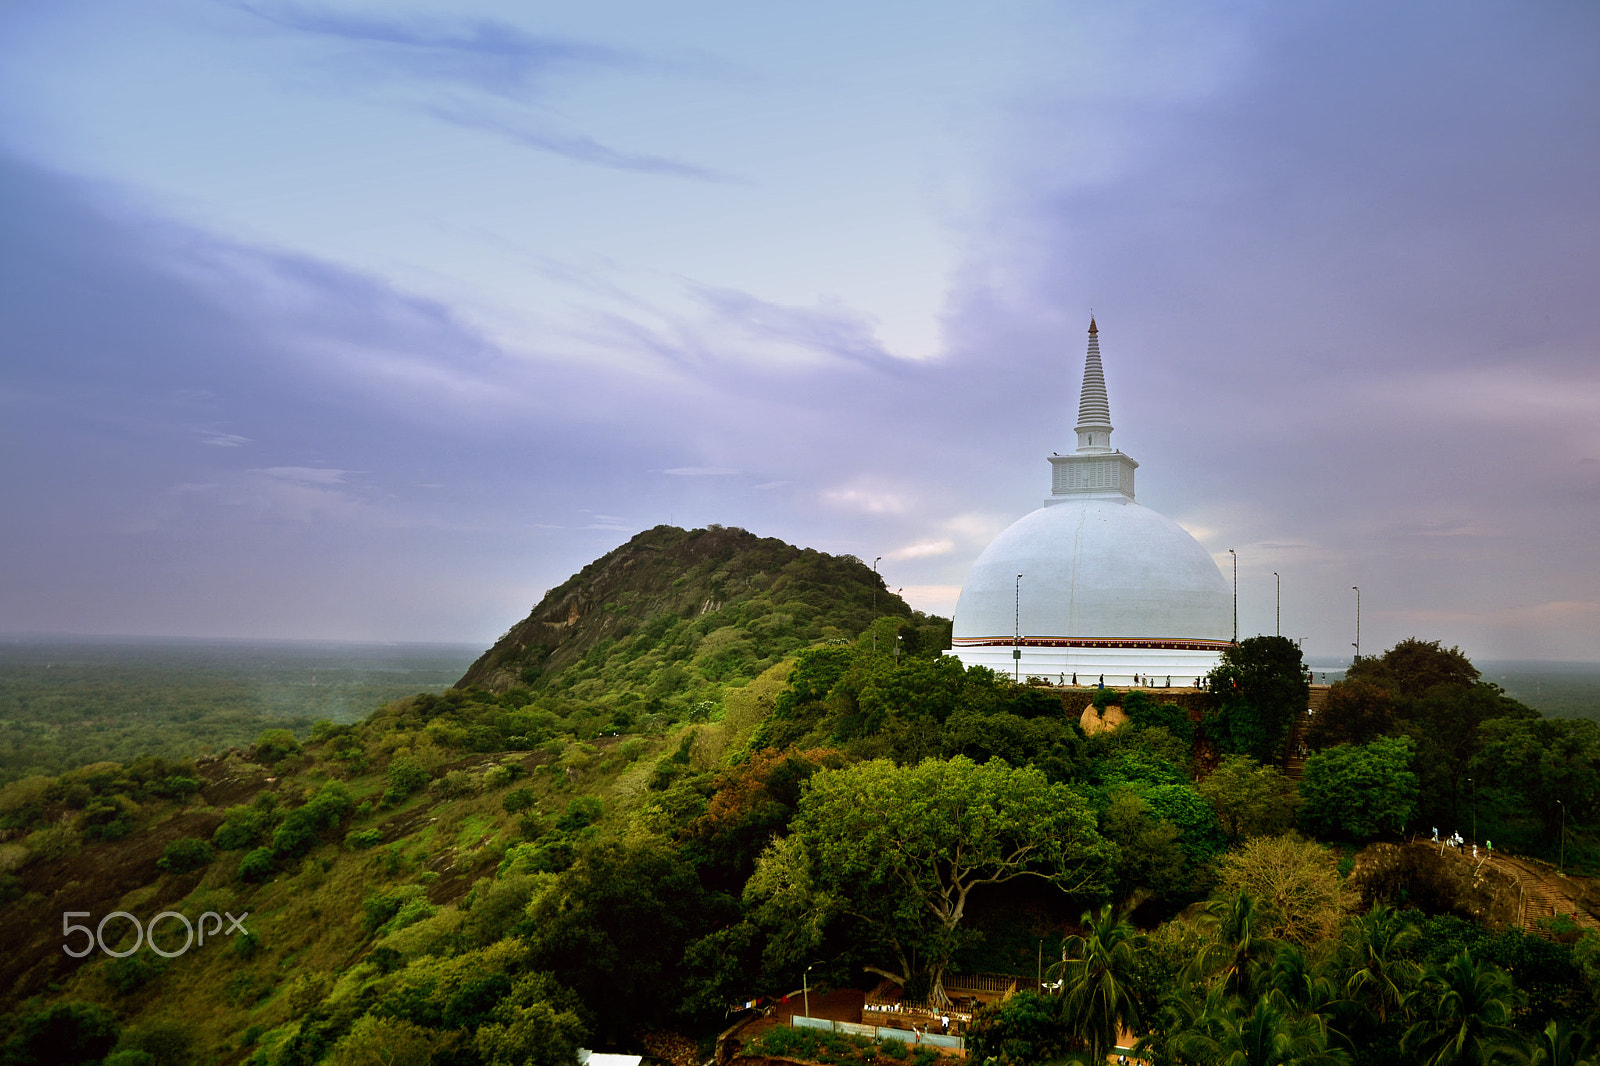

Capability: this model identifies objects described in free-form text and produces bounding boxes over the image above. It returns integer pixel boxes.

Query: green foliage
[102,952,166,995]
[1299,736,1419,841]
[155,836,216,873]
[346,828,383,849]
[0,1002,120,1065]
[1199,754,1300,844]
[1215,835,1345,946]
[238,846,275,882]
[1349,638,1480,699]
[362,885,433,936]
[252,728,303,765]
[1204,636,1309,763]
[1122,689,1196,745]
[1400,950,1524,1065]
[747,1025,881,1065]
[213,795,279,851]
[554,795,602,833]
[1055,905,1144,1061]
[502,786,537,813]
[111,1021,193,1066]
[1307,679,1399,750]
[522,837,714,1033]
[756,756,1113,996]
[966,991,1069,1065]
[385,757,430,797]
[1473,716,1600,856]
[79,795,135,841]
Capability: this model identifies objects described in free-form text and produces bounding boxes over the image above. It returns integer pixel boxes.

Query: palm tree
[1054,904,1144,1062]
[1400,950,1528,1066]
[1190,891,1280,1000]
[1165,990,1350,1066]
[1340,906,1421,1026]
[1527,1018,1600,1066]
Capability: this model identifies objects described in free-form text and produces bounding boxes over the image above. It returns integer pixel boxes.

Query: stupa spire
[1075,315,1114,454]
[1047,316,1137,502]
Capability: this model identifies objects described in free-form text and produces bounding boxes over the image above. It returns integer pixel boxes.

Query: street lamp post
[1013,573,1023,683]
[1352,586,1361,662]
[1559,801,1566,876]
[1273,572,1280,637]
[804,964,813,1020]
[1229,549,1238,644]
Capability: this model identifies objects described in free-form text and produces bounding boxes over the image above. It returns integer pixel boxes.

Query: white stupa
[949,318,1232,686]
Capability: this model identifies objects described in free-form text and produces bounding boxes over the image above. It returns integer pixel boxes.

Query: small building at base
[949,319,1232,687]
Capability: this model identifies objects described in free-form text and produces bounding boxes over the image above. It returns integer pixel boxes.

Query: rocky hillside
[458,525,923,695]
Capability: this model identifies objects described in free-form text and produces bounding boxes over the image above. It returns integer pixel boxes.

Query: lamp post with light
[1559,800,1567,875]
[1229,549,1237,644]
[1273,572,1280,637]
[1352,586,1361,662]
[1013,573,1023,683]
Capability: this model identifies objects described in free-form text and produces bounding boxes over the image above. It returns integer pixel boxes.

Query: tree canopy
[755,755,1114,1002]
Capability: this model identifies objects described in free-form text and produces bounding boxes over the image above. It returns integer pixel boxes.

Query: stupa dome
[949,318,1231,685]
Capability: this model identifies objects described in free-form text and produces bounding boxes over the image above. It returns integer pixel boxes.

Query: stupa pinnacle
[1047,317,1138,502]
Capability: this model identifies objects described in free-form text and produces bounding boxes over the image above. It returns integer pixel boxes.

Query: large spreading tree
[1205,636,1310,765]
[748,755,1114,1005]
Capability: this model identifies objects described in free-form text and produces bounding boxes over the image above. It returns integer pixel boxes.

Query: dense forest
[3,526,1600,1066]
[0,642,476,785]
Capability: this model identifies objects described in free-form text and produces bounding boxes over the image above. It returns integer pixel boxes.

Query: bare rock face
[1348,842,1520,927]
[1079,702,1129,736]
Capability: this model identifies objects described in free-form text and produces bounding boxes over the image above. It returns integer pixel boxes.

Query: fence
[792,1015,965,1051]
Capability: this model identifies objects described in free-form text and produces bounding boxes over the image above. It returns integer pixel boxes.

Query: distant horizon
[3,630,1596,673]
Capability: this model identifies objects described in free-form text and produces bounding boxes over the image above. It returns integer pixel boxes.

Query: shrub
[103,953,166,995]
[238,847,276,882]
[503,788,537,814]
[346,828,383,850]
[554,796,603,833]
[430,770,477,799]
[4,1003,120,1065]
[483,764,527,790]
[156,837,216,873]
[80,797,135,841]
[213,797,279,851]
[233,929,261,960]
[252,728,303,765]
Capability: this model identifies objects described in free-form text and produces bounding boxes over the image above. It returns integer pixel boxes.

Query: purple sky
[2,2,1597,663]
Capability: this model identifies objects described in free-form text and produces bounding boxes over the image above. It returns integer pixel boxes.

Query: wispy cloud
[692,285,897,367]
[262,466,354,486]
[663,467,741,477]
[198,432,251,447]
[421,101,733,181]
[236,3,730,180]
[236,2,636,98]
[887,538,955,561]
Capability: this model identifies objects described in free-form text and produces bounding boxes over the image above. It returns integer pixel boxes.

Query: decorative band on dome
[951,636,1235,652]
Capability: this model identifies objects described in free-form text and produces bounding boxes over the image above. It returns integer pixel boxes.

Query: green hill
[459,523,940,701]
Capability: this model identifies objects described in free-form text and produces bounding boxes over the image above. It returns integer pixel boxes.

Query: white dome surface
[950,495,1231,685]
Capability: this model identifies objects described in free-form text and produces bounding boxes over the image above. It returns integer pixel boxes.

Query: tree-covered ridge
[458,525,946,697]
